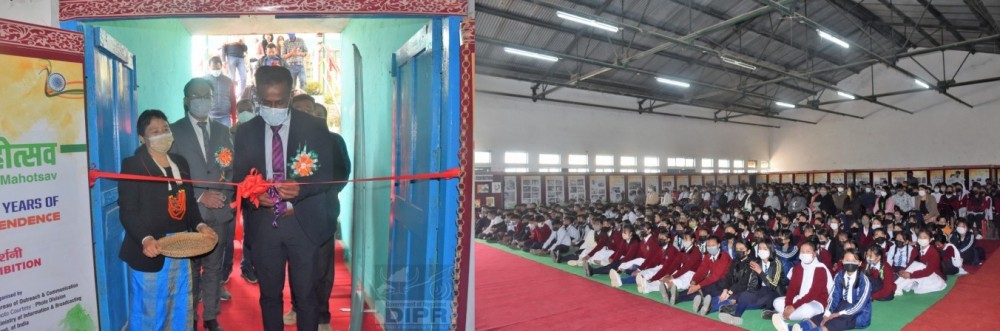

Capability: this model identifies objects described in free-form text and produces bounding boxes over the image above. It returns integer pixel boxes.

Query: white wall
[769,50,1000,172]
[0,0,59,27]
[474,75,772,171]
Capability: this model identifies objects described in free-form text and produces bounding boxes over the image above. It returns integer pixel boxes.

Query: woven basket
[157,232,217,258]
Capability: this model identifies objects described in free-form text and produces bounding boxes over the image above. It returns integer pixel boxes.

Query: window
[748,170,758,174]
[681,158,695,168]
[733,160,745,168]
[538,153,561,165]
[595,168,615,173]
[504,151,528,164]
[643,156,660,167]
[620,156,637,167]
[761,161,770,169]
[667,157,678,167]
[538,167,562,173]
[595,155,615,166]
[504,167,528,173]
[719,169,731,174]
[701,158,714,168]
[718,159,730,168]
[735,169,745,174]
[644,168,661,174]
[568,168,590,173]
[568,154,589,166]
[620,168,638,173]
[474,151,491,164]
[700,169,715,174]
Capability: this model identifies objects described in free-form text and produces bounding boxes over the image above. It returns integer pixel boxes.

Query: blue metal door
[83,26,137,330]
[387,17,462,330]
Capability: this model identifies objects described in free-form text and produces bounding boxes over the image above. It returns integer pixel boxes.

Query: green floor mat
[478,240,956,331]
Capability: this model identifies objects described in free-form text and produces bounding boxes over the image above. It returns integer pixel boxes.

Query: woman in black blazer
[117,109,216,330]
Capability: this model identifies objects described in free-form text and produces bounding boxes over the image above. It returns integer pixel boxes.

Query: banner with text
[0,53,98,331]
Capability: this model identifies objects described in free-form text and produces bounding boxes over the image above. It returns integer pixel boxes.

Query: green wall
[339,18,429,316]
[92,19,192,121]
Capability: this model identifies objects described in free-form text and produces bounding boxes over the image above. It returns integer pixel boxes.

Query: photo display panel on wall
[627,176,643,204]
[645,175,660,195]
[690,175,703,186]
[813,173,828,184]
[970,169,990,186]
[660,175,674,191]
[567,175,586,202]
[676,175,690,187]
[830,172,845,184]
[589,175,607,203]
[891,171,908,185]
[912,171,928,185]
[794,173,808,184]
[521,176,541,205]
[930,170,944,185]
[872,172,889,186]
[545,176,565,205]
[945,169,965,186]
[504,176,517,208]
[608,175,626,203]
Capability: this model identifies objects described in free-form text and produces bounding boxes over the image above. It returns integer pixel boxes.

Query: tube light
[719,56,757,70]
[656,77,691,88]
[837,91,856,99]
[775,102,796,108]
[556,11,620,32]
[914,79,930,89]
[503,47,559,62]
[817,30,850,49]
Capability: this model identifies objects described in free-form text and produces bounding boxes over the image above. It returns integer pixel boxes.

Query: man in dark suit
[168,78,235,331]
[232,66,335,331]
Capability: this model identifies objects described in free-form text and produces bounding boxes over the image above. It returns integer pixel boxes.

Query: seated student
[829,241,859,275]
[720,224,740,259]
[626,230,682,294]
[499,213,518,245]
[794,249,873,331]
[719,240,784,326]
[610,223,661,287]
[767,242,833,329]
[562,217,601,264]
[541,218,571,257]
[934,234,965,276]
[814,230,835,270]
[887,231,916,272]
[870,228,892,258]
[895,230,947,296]
[776,230,800,276]
[524,216,552,254]
[949,219,980,266]
[669,237,732,311]
[659,232,703,305]
[705,240,754,316]
[585,225,640,277]
[863,246,895,301]
[576,218,617,266]
[507,215,530,249]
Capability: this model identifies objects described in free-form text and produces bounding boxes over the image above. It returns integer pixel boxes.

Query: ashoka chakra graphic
[47,73,66,92]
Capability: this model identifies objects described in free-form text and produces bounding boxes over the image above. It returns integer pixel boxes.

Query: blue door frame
[82,25,137,330]
[387,17,462,330]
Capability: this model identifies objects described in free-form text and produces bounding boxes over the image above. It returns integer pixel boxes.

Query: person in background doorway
[232,100,255,136]
[259,34,275,55]
[118,109,217,330]
[205,56,237,127]
[168,78,235,331]
[258,44,287,69]
[283,33,309,91]
[222,38,249,94]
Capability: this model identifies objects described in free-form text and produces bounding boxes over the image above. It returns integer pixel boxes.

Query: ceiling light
[719,55,757,70]
[817,30,850,48]
[656,77,690,88]
[775,102,796,108]
[837,91,856,99]
[503,47,559,62]
[556,11,620,33]
[914,79,930,89]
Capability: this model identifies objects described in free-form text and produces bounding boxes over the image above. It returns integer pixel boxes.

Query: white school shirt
[843,272,856,303]
[544,227,572,250]
[566,224,581,242]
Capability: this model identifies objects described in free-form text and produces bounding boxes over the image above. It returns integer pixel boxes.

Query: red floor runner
[475,242,738,331]
[904,240,1000,331]
[202,240,382,331]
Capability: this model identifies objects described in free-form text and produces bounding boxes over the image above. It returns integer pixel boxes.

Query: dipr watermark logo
[375,265,452,331]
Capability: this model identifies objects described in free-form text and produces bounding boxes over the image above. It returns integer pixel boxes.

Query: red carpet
[475,243,738,330]
[202,240,382,331]
[904,240,1000,331]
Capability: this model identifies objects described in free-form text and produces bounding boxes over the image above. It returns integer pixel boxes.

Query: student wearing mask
[817,187,838,216]
[720,224,740,259]
[832,185,851,213]
[705,240,754,316]
[888,231,916,272]
[776,230,800,276]
[676,236,732,314]
[576,218,618,266]
[659,232,703,305]
[949,219,979,266]
[857,186,877,216]
[609,224,661,287]
[895,230,947,295]
[631,231,683,294]
[915,186,939,222]
[892,186,915,213]
[872,187,895,214]
[934,234,964,276]
[764,189,782,211]
[793,249,873,331]
[768,242,833,330]
[719,241,784,326]
[967,186,990,237]
[584,225,640,277]
[863,246,895,301]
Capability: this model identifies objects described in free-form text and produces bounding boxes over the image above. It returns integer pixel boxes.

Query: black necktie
[197,121,211,163]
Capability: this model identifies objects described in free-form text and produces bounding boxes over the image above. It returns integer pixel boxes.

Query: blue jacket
[828,270,873,329]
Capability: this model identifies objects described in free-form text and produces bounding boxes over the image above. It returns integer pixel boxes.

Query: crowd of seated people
[475,180,994,330]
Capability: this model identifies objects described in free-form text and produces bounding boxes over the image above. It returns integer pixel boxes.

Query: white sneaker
[659,283,671,304]
[692,294,703,313]
[958,267,969,275]
[699,295,712,315]
[719,312,733,324]
[636,275,648,293]
[567,260,581,267]
[283,310,297,325]
[771,313,787,331]
[895,288,904,297]
[609,270,622,288]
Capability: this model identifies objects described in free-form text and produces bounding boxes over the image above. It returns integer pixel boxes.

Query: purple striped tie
[269,125,285,227]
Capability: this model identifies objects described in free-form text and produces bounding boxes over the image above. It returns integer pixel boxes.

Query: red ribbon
[88,167,462,217]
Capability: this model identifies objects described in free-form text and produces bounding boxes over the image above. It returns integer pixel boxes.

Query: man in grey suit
[169,78,235,331]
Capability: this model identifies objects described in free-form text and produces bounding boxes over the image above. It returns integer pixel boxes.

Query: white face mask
[865,187,872,192]
[918,190,927,196]
[259,105,289,126]
[918,238,930,247]
[880,191,887,197]
[757,249,770,260]
[809,189,816,194]
[799,253,815,264]
[237,111,257,124]
[830,223,839,230]
[957,227,967,235]
[762,214,770,221]
[210,69,222,77]
[188,98,213,118]
[837,187,844,193]
[145,132,174,154]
